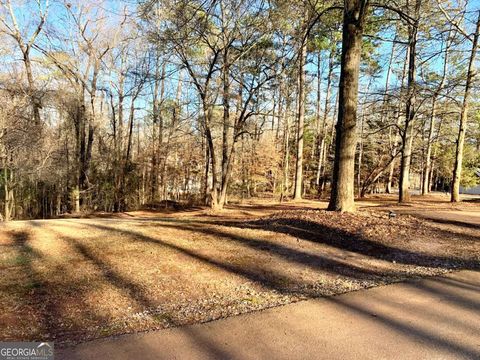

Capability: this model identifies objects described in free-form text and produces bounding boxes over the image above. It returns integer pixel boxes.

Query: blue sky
[3,0,479,127]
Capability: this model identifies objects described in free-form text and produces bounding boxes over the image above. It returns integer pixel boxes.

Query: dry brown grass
[0,194,478,345]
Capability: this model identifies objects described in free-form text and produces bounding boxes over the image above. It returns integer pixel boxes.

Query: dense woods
[0,0,479,220]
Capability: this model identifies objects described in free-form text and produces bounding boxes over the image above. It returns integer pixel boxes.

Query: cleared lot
[0,195,478,345]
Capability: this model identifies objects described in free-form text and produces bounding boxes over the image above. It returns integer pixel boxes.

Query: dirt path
[57,270,480,360]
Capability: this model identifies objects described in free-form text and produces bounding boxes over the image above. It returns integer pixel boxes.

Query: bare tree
[0,0,49,125]
[398,0,421,203]
[451,11,480,202]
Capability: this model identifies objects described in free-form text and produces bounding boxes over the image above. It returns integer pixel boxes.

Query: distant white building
[460,185,480,195]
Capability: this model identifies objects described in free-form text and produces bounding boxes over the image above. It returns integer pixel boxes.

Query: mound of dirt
[239,209,479,270]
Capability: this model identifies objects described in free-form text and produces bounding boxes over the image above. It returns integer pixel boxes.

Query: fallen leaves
[0,198,478,345]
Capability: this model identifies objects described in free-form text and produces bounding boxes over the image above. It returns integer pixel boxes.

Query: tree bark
[386,43,409,194]
[357,112,365,197]
[23,51,42,125]
[281,88,292,202]
[328,0,369,212]
[380,31,396,193]
[221,48,231,195]
[113,71,125,211]
[315,51,323,186]
[294,13,308,200]
[150,58,161,202]
[316,49,334,190]
[157,62,167,200]
[423,31,450,195]
[399,0,421,203]
[451,11,480,202]
[3,161,14,221]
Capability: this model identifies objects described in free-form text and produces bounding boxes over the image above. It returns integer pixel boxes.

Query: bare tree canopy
[0,0,479,220]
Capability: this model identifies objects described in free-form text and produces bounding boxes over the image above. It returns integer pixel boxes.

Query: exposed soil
[0,193,478,346]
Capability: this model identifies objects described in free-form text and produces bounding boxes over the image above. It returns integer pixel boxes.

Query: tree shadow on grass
[8,230,60,340]
[197,217,479,270]
[412,214,480,231]
[61,219,480,360]
[36,226,244,359]
[68,217,476,302]
[4,227,130,344]
[73,220,410,288]
[64,221,323,295]
[224,203,323,212]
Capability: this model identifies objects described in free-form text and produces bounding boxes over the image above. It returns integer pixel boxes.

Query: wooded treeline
[0,0,479,219]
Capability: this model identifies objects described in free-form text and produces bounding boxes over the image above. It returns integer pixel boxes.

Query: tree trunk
[160,75,181,203]
[113,73,125,211]
[23,51,42,125]
[423,31,450,195]
[203,102,219,209]
[126,96,136,163]
[380,31,396,194]
[361,152,399,197]
[203,141,210,205]
[399,0,421,203]
[220,48,231,206]
[218,146,235,208]
[429,116,444,192]
[328,0,369,212]
[316,49,334,190]
[157,63,167,200]
[294,14,308,200]
[451,11,480,202]
[150,58,161,202]
[315,51,322,186]
[386,43,409,194]
[3,163,13,221]
[423,100,437,195]
[281,88,292,202]
[357,112,365,197]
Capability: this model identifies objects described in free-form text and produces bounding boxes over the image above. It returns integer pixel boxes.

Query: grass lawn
[0,194,478,345]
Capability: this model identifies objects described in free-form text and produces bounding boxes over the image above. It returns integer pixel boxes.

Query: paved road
[58,270,480,360]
